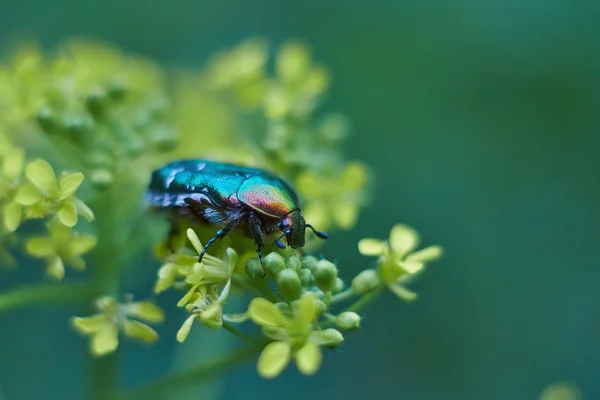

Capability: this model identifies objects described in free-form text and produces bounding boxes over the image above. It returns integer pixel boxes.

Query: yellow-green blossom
[71,297,164,356]
[296,161,368,232]
[248,293,344,378]
[358,224,442,301]
[13,159,94,227]
[25,223,97,279]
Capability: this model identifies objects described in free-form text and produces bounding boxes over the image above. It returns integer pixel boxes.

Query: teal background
[1,1,599,399]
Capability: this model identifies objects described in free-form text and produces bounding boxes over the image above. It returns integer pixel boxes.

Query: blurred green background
[1,1,599,399]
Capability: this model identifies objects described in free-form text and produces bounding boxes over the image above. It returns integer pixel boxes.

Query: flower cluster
[71,296,164,356]
[154,223,441,378]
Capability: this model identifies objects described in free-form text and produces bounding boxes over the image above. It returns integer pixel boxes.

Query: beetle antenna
[306,224,328,239]
[274,232,288,249]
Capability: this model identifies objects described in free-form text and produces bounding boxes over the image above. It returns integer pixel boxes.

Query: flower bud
[285,256,302,273]
[299,269,314,287]
[351,269,381,294]
[301,256,318,273]
[336,312,361,331]
[264,252,285,276]
[245,257,265,279]
[332,277,344,294]
[314,260,337,292]
[276,268,302,301]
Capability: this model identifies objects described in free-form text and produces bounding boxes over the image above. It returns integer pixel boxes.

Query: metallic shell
[237,175,299,218]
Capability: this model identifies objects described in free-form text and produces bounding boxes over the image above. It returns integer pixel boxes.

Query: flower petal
[123,320,159,344]
[388,283,418,302]
[389,224,419,255]
[74,198,95,221]
[296,341,322,376]
[14,184,42,206]
[91,325,119,356]
[248,298,288,327]
[406,245,443,263]
[69,235,97,256]
[333,203,358,230]
[71,315,108,334]
[176,315,196,343]
[357,238,385,256]
[295,293,318,327]
[310,328,344,347]
[3,201,22,232]
[186,228,203,255]
[59,172,84,200]
[126,301,165,323]
[46,256,65,280]
[58,200,78,227]
[25,237,55,258]
[399,260,424,274]
[257,341,291,379]
[25,159,58,194]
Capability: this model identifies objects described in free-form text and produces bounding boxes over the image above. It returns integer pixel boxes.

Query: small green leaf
[257,341,291,379]
[296,341,322,375]
[3,201,22,232]
[91,325,119,356]
[59,172,84,200]
[123,320,159,344]
[25,159,58,194]
[176,315,196,343]
[14,184,42,205]
[25,237,55,258]
[58,200,78,227]
[71,315,108,334]
[126,301,165,323]
[248,298,288,327]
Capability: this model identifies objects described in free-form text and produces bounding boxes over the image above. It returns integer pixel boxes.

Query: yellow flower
[358,224,442,301]
[248,293,344,378]
[296,161,368,232]
[71,297,164,357]
[13,159,94,227]
[25,223,96,279]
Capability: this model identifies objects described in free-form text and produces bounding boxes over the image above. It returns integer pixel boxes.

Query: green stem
[330,288,356,304]
[0,281,93,314]
[222,321,255,342]
[115,342,264,400]
[345,287,383,314]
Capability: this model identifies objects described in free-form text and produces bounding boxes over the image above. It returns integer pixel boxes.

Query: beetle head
[276,210,328,249]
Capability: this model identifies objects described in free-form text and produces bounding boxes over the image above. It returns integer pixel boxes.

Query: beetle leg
[198,219,241,263]
[247,212,265,267]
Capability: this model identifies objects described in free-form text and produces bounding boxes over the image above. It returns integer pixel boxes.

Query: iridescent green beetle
[146,159,327,263]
